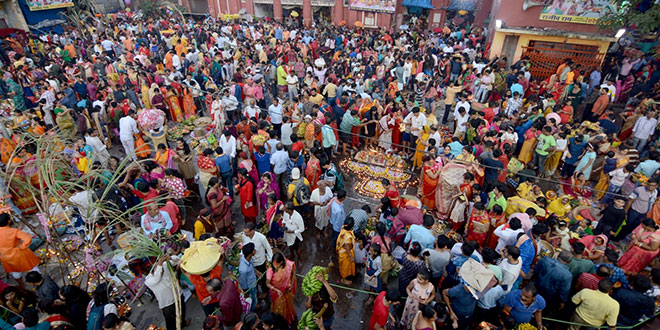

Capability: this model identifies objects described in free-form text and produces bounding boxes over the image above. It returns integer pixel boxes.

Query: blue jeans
[221,171,234,197]
[601,184,621,206]
[618,208,645,240]
[332,229,340,248]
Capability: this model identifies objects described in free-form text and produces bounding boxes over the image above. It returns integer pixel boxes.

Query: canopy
[401,0,434,9]
[447,0,476,11]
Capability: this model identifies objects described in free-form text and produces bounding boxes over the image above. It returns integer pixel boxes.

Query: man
[238,243,258,312]
[221,89,239,123]
[118,110,139,160]
[280,116,296,149]
[443,280,478,329]
[241,222,272,293]
[0,212,40,287]
[270,143,289,192]
[328,190,347,245]
[347,205,371,233]
[498,245,522,293]
[287,168,310,217]
[404,214,435,250]
[597,249,630,288]
[508,207,536,234]
[612,275,655,327]
[369,288,400,330]
[141,203,173,237]
[206,278,242,330]
[533,126,556,175]
[590,87,610,121]
[562,134,587,178]
[533,251,573,309]
[576,265,612,291]
[145,255,186,330]
[504,91,522,116]
[567,242,594,281]
[424,235,452,284]
[631,110,657,151]
[503,285,546,327]
[481,149,504,192]
[185,256,223,316]
[25,271,59,302]
[214,146,234,197]
[570,279,619,330]
[619,181,658,239]
[282,201,305,260]
[267,98,283,135]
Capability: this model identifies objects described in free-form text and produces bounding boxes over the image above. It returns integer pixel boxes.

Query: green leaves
[597,0,660,34]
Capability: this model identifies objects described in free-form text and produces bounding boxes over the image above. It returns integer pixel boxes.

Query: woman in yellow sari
[183,86,196,119]
[547,195,572,218]
[413,126,430,170]
[266,252,297,325]
[154,143,177,170]
[421,155,439,210]
[140,82,151,109]
[166,87,183,123]
[518,127,538,164]
[336,218,356,285]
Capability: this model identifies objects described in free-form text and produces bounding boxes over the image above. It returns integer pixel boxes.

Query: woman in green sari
[6,78,25,112]
[54,107,78,137]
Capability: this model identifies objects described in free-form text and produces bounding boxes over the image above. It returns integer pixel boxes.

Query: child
[354,232,368,270]
[364,243,382,304]
[575,219,593,237]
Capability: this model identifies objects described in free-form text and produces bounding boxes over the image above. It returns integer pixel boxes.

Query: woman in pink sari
[619,218,660,275]
[238,151,259,184]
[266,252,297,325]
[256,172,280,212]
[578,234,608,262]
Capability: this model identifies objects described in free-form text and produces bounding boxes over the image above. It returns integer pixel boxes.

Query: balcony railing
[253,0,336,6]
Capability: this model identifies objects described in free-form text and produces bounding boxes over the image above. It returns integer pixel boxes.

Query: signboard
[539,0,616,25]
[349,0,396,13]
[26,0,74,11]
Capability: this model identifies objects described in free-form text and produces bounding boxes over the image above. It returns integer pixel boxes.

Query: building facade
[486,0,616,79]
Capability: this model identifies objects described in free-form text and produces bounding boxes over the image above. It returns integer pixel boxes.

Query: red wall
[332,6,394,29]
[492,0,601,34]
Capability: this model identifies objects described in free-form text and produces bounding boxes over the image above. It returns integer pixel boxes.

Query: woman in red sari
[266,252,297,325]
[183,86,196,119]
[466,203,490,246]
[485,204,507,250]
[391,108,403,151]
[238,152,259,184]
[382,178,403,208]
[421,155,439,210]
[237,168,258,224]
[618,219,660,275]
[305,148,322,191]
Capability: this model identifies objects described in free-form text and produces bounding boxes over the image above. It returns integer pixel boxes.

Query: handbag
[364,271,379,287]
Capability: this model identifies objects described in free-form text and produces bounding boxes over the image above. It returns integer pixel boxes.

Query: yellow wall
[489,30,610,64]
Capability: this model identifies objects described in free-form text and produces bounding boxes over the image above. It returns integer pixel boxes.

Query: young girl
[364,243,382,304]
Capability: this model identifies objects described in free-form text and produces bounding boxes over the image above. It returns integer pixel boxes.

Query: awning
[447,0,476,11]
[401,0,434,9]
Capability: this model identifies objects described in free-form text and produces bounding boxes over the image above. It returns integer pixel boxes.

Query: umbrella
[137,109,166,131]
[545,112,561,124]
[354,21,363,28]
[290,11,299,17]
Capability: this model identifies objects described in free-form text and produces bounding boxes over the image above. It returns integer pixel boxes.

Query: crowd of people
[0,7,659,330]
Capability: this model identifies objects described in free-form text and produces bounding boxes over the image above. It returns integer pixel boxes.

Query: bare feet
[340,278,352,285]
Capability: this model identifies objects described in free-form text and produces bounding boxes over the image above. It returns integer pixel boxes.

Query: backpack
[87,304,105,330]
[326,165,344,191]
[293,178,310,205]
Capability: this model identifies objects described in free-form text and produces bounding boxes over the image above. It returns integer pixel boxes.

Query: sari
[238,177,258,222]
[466,210,490,245]
[265,200,285,240]
[141,84,152,109]
[166,90,183,123]
[413,130,430,168]
[421,164,438,210]
[7,79,25,111]
[256,172,280,211]
[518,129,538,164]
[578,234,608,261]
[9,154,38,215]
[593,169,609,200]
[239,159,259,184]
[562,174,593,199]
[618,226,660,274]
[183,88,196,119]
[154,148,177,170]
[266,259,297,324]
[305,158,321,191]
[197,155,217,189]
[336,228,356,279]
[485,212,507,250]
[207,187,232,235]
[435,162,467,219]
[547,198,571,218]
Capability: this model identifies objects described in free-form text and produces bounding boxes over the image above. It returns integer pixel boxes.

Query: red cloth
[369,291,388,330]
[189,264,223,304]
[576,273,603,291]
[239,178,258,220]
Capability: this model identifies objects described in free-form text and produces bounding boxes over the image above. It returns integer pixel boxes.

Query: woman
[465,203,490,246]
[257,172,280,212]
[573,143,597,180]
[197,149,218,197]
[154,143,177,170]
[206,177,232,236]
[166,87,184,123]
[402,268,435,330]
[336,217,356,285]
[237,168,258,224]
[58,285,91,330]
[562,172,593,199]
[54,108,78,137]
[266,252,297,325]
[547,195,572,218]
[174,138,196,185]
[383,178,403,209]
[413,126,430,170]
[310,180,333,233]
[398,242,425,297]
[618,218,660,274]
[518,127,538,164]
[305,148,322,191]
[378,112,395,150]
[411,304,437,330]
[265,194,285,245]
[238,152,259,184]
[183,87,196,119]
[6,76,25,112]
[421,156,439,210]
[194,208,216,240]
[1,286,37,323]
[578,234,608,262]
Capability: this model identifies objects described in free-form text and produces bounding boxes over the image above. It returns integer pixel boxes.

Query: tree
[597,0,660,34]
